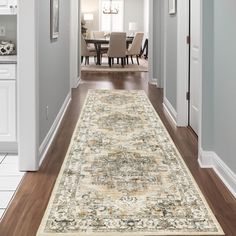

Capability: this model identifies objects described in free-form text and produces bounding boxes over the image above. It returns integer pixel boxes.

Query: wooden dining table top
[85,37,133,44]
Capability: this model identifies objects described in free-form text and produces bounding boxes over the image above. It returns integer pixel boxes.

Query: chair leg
[131,55,134,64]
[112,58,114,65]
[86,56,89,65]
[81,56,84,64]
[108,57,112,67]
[121,58,125,67]
[136,56,140,65]
[126,56,129,65]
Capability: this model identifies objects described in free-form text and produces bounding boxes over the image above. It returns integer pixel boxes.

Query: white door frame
[197,0,203,160]
[148,0,154,84]
[18,0,40,171]
[176,0,203,158]
[72,0,155,85]
[70,0,80,89]
[176,0,190,127]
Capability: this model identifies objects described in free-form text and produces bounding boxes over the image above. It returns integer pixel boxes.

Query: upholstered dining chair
[126,32,144,65]
[81,35,97,65]
[107,32,127,67]
[93,31,105,39]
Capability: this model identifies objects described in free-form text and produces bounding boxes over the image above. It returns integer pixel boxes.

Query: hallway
[0,72,235,236]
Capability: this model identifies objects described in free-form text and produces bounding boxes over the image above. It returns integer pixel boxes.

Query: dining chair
[93,31,105,39]
[107,32,127,67]
[126,32,144,65]
[81,35,97,65]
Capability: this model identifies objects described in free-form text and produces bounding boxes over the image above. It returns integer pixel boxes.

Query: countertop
[0,55,17,64]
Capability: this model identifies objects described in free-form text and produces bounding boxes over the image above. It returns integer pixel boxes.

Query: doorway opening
[78,0,153,78]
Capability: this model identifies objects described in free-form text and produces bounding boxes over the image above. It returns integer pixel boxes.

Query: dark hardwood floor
[0,72,235,236]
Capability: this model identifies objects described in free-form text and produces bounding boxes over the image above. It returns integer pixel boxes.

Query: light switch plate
[0,26,6,37]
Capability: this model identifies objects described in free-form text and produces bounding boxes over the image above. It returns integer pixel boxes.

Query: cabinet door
[0,80,16,142]
[0,0,17,14]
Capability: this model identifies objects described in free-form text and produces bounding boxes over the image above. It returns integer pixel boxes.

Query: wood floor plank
[0,72,235,236]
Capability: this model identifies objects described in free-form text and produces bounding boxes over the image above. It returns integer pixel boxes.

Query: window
[100,0,124,32]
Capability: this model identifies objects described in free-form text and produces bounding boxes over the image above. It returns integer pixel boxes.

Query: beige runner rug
[81,58,148,72]
[37,90,224,236]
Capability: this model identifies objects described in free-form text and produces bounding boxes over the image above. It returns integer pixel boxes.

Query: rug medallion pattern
[37,90,224,236]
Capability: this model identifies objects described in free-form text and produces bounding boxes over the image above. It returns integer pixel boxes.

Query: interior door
[189,0,201,135]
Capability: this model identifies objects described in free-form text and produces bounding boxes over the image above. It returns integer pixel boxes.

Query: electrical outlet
[0,26,6,37]
[46,106,49,120]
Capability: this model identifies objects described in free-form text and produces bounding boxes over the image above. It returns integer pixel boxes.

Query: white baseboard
[163,97,177,126]
[155,78,162,88]
[149,78,158,86]
[198,150,213,168]
[75,76,81,88]
[39,92,72,167]
[199,149,236,198]
[0,142,18,154]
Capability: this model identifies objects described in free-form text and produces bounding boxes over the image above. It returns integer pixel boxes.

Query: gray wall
[38,0,70,145]
[0,15,17,47]
[213,0,236,171]
[81,0,99,37]
[202,0,236,172]
[202,0,214,150]
[164,0,177,110]
[124,0,144,34]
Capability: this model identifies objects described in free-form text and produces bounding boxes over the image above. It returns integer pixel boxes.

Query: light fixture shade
[84,13,94,21]
[129,22,138,31]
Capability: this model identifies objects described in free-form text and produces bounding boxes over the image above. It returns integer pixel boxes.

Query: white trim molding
[198,149,213,168]
[149,78,159,86]
[18,0,40,171]
[75,76,81,88]
[39,92,71,167]
[198,0,203,164]
[199,149,236,198]
[176,0,190,127]
[147,0,154,84]
[70,0,79,89]
[163,0,167,99]
[163,97,177,126]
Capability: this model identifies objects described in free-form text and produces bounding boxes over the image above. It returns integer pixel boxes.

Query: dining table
[85,37,133,65]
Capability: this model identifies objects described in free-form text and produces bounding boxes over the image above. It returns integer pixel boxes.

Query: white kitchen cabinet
[0,64,16,142]
[0,0,17,15]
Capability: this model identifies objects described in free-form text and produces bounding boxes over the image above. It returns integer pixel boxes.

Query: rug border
[141,90,224,235]
[36,90,94,236]
[81,69,148,72]
[81,59,148,73]
[36,89,224,236]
